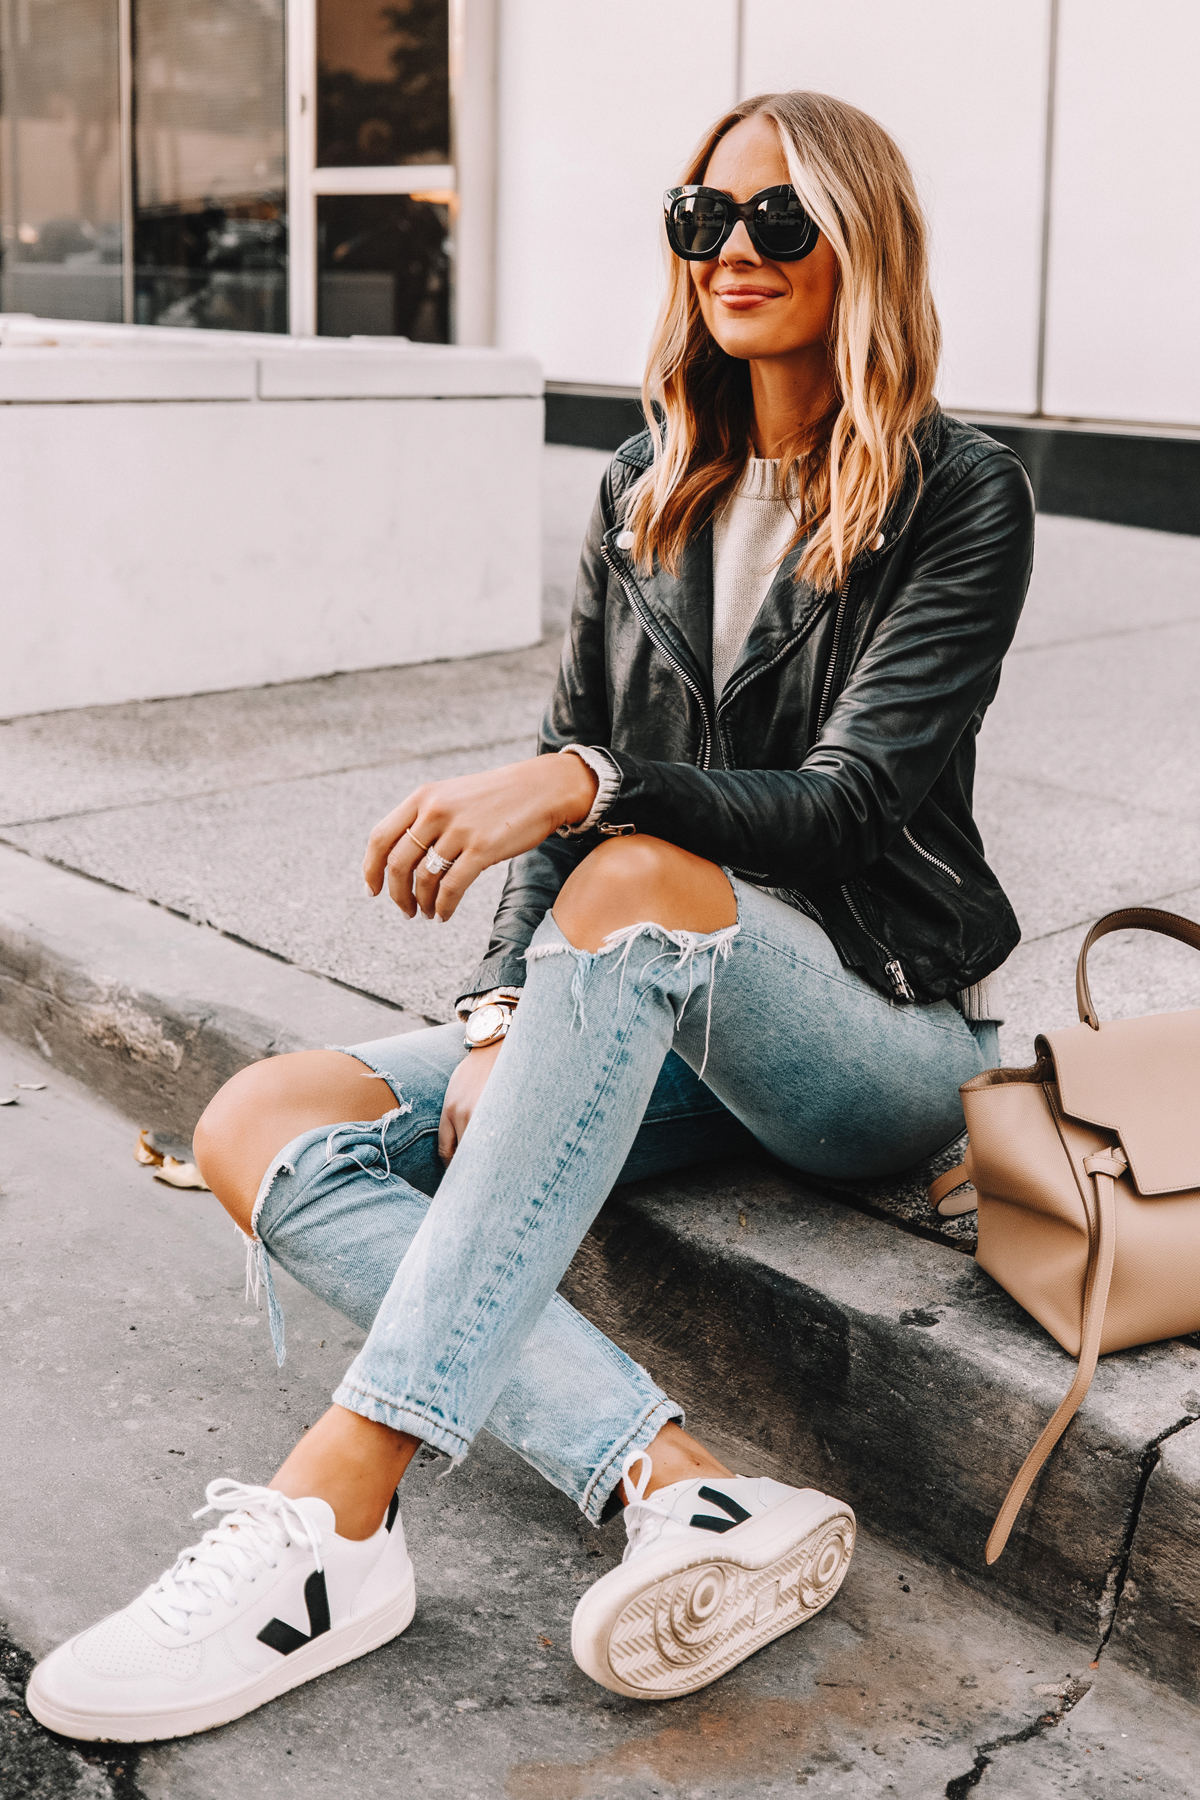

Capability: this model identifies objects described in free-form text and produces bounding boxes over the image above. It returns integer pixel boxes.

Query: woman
[28,90,1032,1741]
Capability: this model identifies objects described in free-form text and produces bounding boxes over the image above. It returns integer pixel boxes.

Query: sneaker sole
[26,1571,416,1743]
[572,1491,855,1700]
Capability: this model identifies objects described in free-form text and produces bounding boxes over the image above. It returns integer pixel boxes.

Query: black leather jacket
[459,410,1034,1010]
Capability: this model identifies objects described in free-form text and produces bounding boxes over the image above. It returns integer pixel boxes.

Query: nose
[719,218,762,266]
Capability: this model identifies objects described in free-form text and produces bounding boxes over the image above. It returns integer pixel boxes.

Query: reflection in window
[133,0,286,331]
[317,0,449,168]
[318,193,451,340]
[0,0,123,321]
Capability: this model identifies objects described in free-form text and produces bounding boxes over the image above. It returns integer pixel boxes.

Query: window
[0,0,123,322]
[133,0,287,332]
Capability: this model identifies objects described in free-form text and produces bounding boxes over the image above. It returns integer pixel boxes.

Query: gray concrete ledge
[0,845,421,1140]
[562,1167,1200,1669]
[1109,1416,1200,1690]
[6,843,1200,1699]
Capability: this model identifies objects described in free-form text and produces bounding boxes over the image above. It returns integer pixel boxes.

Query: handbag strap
[1076,907,1200,1029]
[929,1162,976,1217]
[985,1145,1128,1563]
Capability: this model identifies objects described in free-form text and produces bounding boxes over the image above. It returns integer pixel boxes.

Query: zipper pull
[885,959,916,1002]
[598,821,636,836]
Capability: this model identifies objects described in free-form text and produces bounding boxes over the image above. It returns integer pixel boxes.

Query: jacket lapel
[607,523,716,702]
[716,542,828,701]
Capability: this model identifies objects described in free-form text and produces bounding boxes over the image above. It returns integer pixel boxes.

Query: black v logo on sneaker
[257,1569,331,1656]
[689,1485,751,1534]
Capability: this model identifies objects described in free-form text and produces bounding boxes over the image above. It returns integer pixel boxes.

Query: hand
[363,755,598,923]
[438,1042,502,1163]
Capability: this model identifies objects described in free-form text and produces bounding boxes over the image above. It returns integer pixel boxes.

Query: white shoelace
[619,1450,685,1565]
[145,1480,325,1635]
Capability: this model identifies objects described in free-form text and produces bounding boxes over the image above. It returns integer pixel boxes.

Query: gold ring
[405,827,431,854]
[423,849,456,877]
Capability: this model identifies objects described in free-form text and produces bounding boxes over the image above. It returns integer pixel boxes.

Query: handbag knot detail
[929,904,1200,1564]
[1082,1147,1129,1180]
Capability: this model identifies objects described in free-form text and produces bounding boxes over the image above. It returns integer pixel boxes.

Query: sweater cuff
[555,745,622,835]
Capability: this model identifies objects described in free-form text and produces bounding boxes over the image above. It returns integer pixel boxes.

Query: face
[689,115,839,370]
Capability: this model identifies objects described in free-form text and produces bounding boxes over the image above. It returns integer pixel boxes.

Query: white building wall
[494,0,737,387]
[492,0,1199,429]
[741,0,1051,417]
[1040,0,1200,427]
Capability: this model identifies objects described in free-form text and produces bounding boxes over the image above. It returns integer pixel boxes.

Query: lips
[713,287,784,308]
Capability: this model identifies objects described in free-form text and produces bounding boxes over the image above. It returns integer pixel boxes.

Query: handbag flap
[1038,1010,1200,1195]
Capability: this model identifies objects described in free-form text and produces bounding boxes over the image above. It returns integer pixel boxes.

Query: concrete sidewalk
[4,1036,1200,1800]
[2,451,1199,1056]
[3,446,1200,1788]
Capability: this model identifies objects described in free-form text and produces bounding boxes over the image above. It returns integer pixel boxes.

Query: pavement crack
[1094,1410,1200,1657]
[943,1674,1092,1797]
[0,730,535,830]
[0,1627,147,1800]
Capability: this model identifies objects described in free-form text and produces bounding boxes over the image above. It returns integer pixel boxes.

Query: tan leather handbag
[929,906,1200,1564]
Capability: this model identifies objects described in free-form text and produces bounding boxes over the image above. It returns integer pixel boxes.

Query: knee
[554,835,735,951]
[193,1060,287,1227]
[193,1059,278,1179]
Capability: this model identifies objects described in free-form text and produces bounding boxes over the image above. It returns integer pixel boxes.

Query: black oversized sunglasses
[663,184,819,263]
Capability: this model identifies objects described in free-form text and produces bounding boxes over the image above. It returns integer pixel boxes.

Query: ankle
[270,1405,420,1539]
[620,1423,732,1505]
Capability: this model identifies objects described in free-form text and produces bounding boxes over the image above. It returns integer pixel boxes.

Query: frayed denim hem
[332,1380,473,1464]
[581,1394,686,1526]
[524,912,740,1076]
[241,1105,415,1369]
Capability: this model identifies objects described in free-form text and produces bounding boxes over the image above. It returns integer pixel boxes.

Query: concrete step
[5,843,1200,1699]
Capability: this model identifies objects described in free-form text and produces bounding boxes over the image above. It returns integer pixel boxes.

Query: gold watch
[463,1001,515,1049]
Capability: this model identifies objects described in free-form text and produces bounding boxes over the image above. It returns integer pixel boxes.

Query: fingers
[429,848,488,922]
[437,1101,458,1166]
[410,826,467,920]
[364,793,423,899]
[386,829,429,919]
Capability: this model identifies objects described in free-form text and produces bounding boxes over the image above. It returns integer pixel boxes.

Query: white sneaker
[571,1452,855,1699]
[26,1479,415,1742]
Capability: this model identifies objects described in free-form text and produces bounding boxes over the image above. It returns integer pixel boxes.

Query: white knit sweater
[711,457,801,697]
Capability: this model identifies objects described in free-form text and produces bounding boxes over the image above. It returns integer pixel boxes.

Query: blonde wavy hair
[625,91,941,593]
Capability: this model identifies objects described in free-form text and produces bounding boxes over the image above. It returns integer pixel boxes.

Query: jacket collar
[606,522,830,705]
[605,522,716,701]
[606,412,937,696]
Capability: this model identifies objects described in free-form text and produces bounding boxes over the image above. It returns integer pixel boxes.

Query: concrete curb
[562,1171,1200,1671]
[0,846,422,1140]
[4,843,1199,1697]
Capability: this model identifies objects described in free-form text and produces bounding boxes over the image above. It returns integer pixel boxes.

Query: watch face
[466,1003,506,1046]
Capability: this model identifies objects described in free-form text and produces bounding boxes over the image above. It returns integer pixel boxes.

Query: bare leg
[193,836,739,1535]
[194,1049,398,1234]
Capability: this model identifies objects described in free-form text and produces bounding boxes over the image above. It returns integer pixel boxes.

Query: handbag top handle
[1075,906,1200,1029]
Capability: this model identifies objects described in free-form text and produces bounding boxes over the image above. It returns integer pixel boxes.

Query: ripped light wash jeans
[249,877,997,1524]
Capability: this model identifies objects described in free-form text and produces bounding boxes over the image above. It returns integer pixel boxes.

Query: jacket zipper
[903,826,962,886]
[812,568,915,997]
[815,570,853,735]
[601,541,713,769]
[841,881,916,1001]
[605,539,912,1000]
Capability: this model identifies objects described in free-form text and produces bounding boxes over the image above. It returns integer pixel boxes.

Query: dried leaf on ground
[134,1128,163,1167]
[153,1156,209,1192]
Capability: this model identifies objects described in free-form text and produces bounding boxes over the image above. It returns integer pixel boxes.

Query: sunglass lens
[754,191,815,258]
[670,192,728,258]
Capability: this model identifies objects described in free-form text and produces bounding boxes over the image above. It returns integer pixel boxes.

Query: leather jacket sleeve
[454,477,619,1007]
[601,450,1033,883]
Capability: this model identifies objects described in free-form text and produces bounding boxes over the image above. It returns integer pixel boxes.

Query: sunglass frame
[663,184,820,263]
